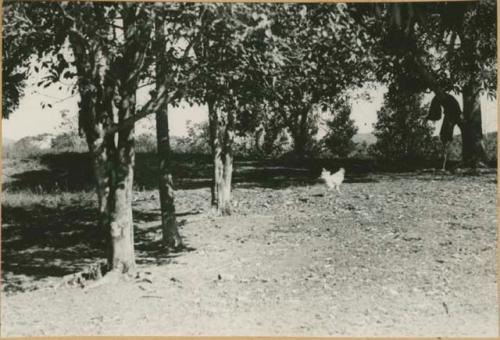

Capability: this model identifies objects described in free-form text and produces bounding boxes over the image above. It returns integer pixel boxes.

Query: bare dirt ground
[1,160,498,337]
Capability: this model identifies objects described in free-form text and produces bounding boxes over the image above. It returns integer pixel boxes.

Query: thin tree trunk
[208,100,221,209]
[263,125,280,156]
[208,100,234,216]
[254,126,264,155]
[156,107,182,247]
[292,109,309,158]
[220,151,233,215]
[213,151,225,214]
[220,110,235,215]
[155,15,182,248]
[89,138,114,264]
[462,81,487,166]
[80,95,111,251]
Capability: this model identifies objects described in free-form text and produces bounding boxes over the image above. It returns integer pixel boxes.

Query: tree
[321,97,358,158]
[2,1,27,119]
[445,1,495,166]
[153,6,186,249]
[268,4,374,158]
[64,3,154,273]
[4,2,201,274]
[187,3,278,215]
[351,1,496,167]
[370,84,435,162]
[2,2,67,118]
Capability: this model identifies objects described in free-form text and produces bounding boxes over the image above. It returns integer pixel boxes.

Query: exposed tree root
[56,261,146,291]
[57,260,107,289]
[82,269,122,290]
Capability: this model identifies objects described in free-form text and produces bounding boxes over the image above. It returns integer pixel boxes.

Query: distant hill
[353,133,376,145]
[16,134,55,150]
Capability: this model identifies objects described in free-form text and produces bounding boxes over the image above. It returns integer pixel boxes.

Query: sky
[2,82,498,141]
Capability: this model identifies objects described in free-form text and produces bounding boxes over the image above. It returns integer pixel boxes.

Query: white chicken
[320,167,345,193]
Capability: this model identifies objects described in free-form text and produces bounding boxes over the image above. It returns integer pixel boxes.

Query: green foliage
[437,1,497,97]
[2,3,32,118]
[350,2,497,98]
[264,4,374,156]
[370,86,437,161]
[321,98,358,158]
[2,2,78,118]
[4,2,495,165]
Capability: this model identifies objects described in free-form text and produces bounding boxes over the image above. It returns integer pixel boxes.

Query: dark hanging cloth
[427,93,463,142]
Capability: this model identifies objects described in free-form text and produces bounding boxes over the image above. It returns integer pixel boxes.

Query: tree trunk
[220,153,233,215]
[83,105,136,273]
[107,157,136,273]
[208,100,220,209]
[79,93,112,252]
[67,3,157,275]
[262,125,280,156]
[156,106,182,248]
[104,76,137,272]
[292,109,309,158]
[88,137,113,263]
[462,81,487,167]
[254,126,264,155]
[207,100,234,216]
[220,110,235,215]
[155,16,182,248]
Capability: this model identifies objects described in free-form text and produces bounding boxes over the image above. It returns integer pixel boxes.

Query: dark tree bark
[458,27,488,167]
[208,99,221,209]
[290,108,310,158]
[155,15,182,249]
[262,123,280,156]
[462,80,487,166]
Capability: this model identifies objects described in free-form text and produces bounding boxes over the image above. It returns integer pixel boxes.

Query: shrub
[321,98,358,158]
[370,86,437,161]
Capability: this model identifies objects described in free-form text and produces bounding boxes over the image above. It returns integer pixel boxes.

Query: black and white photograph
[1,0,498,337]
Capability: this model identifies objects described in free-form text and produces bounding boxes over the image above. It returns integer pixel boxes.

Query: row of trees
[3,2,496,275]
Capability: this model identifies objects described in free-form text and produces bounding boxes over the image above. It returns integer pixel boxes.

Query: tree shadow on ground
[3,153,95,193]
[1,202,195,293]
[2,152,425,193]
[2,152,495,293]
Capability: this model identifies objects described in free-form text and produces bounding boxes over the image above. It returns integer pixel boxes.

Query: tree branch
[59,2,119,45]
[57,3,89,46]
[105,26,203,138]
[105,66,197,138]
